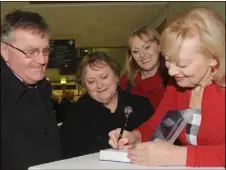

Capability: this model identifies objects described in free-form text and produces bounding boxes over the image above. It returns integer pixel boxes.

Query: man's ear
[1,43,9,61]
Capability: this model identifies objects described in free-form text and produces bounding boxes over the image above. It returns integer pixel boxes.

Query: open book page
[99,149,130,163]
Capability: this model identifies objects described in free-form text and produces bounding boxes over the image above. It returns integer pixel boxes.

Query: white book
[99,149,130,163]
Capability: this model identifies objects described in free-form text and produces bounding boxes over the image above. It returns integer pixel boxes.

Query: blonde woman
[109,7,225,167]
[120,26,170,110]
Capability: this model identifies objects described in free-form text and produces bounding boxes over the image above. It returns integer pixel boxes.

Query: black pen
[117,106,133,146]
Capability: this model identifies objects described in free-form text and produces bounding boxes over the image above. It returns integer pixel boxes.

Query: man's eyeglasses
[1,42,51,58]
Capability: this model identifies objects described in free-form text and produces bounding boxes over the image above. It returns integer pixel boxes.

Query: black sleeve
[60,102,87,159]
[137,97,154,124]
[145,97,154,116]
[127,96,154,131]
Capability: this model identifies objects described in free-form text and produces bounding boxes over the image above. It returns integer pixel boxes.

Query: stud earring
[211,65,217,72]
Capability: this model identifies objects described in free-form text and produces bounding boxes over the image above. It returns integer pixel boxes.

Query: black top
[60,89,154,159]
[1,58,62,170]
[56,98,75,123]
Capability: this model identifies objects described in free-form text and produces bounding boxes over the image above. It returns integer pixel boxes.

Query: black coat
[56,98,75,123]
[60,89,154,159]
[1,59,62,170]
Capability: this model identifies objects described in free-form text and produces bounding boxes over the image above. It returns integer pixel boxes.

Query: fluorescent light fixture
[60,76,67,85]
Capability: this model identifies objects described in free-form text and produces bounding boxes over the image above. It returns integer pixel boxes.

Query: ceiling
[1,1,224,83]
[1,1,168,47]
[1,1,168,83]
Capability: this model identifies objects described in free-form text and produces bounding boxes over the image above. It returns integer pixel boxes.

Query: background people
[56,90,75,123]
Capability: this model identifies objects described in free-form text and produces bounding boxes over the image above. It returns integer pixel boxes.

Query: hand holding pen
[109,129,141,150]
[117,106,133,148]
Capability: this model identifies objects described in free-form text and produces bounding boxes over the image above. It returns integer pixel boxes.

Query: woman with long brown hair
[120,26,169,110]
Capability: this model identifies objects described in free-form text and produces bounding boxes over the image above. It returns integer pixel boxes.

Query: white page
[99,149,130,163]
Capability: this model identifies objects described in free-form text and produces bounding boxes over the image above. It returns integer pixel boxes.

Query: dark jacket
[60,89,154,159]
[56,98,75,123]
[1,58,62,170]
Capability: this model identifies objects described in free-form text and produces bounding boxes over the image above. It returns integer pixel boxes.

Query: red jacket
[137,80,225,167]
[120,71,166,110]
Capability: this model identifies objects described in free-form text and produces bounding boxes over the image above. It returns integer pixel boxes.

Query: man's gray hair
[1,9,49,43]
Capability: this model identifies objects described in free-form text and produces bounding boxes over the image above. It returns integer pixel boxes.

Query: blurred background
[1,1,225,103]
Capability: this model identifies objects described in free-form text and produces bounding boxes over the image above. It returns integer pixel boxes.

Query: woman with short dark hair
[60,51,154,158]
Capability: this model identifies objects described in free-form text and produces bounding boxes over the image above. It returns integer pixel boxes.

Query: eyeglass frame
[1,42,51,58]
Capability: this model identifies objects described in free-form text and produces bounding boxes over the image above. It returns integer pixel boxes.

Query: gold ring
[140,156,143,161]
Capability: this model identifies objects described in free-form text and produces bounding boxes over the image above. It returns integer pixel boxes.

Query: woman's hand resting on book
[127,138,187,166]
[108,129,142,150]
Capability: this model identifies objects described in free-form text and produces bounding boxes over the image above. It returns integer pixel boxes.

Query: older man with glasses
[1,10,62,170]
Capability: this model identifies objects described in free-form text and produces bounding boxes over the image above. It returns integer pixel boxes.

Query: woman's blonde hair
[160,7,225,86]
[124,26,164,85]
